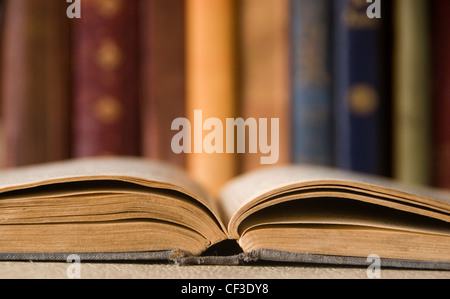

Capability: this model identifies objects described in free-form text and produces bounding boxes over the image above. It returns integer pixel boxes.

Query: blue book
[290,0,333,165]
[332,0,389,175]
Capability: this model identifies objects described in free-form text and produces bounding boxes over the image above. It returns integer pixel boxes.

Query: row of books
[0,0,449,195]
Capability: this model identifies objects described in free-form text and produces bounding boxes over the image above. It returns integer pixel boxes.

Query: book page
[0,157,225,231]
[219,165,450,231]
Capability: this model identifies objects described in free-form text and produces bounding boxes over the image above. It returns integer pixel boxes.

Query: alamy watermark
[171,110,280,165]
[366,254,381,279]
[66,0,81,19]
[366,0,381,19]
[66,254,81,279]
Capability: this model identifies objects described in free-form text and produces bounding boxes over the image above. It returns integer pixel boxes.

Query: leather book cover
[186,0,238,196]
[0,0,70,167]
[72,0,140,157]
[431,0,450,190]
[333,0,390,176]
[238,0,291,173]
[140,0,186,168]
[393,0,432,186]
[290,0,332,166]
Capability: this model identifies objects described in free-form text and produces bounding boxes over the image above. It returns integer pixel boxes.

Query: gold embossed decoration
[348,84,379,116]
[95,39,123,71]
[94,96,122,124]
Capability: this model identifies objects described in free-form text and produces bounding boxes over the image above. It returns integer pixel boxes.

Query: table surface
[0,262,449,279]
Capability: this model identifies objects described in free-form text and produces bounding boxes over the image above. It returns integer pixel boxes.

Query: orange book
[186,0,238,196]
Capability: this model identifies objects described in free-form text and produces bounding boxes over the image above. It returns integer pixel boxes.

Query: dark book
[290,0,333,166]
[71,0,140,157]
[431,0,450,190]
[0,157,449,269]
[139,0,186,167]
[0,0,71,167]
[332,0,390,175]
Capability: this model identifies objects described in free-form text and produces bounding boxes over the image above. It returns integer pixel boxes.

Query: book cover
[0,0,4,168]
[0,0,71,167]
[431,0,450,190]
[71,0,140,158]
[290,0,332,166]
[186,0,238,195]
[140,0,186,168]
[393,0,431,186]
[238,0,291,173]
[333,0,390,176]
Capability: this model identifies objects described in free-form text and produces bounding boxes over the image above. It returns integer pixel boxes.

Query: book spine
[290,0,332,166]
[140,0,186,168]
[0,0,4,168]
[431,0,450,189]
[72,0,140,157]
[238,0,290,173]
[0,0,71,167]
[393,0,431,185]
[333,0,389,175]
[186,0,238,195]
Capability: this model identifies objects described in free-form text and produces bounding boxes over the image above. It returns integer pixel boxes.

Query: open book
[0,157,449,269]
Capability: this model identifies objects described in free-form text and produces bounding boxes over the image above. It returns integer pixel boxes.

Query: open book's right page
[219,165,450,236]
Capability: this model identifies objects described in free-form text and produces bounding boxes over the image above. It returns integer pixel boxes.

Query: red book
[140,0,186,167]
[432,0,450,189]
[72,0,140,157]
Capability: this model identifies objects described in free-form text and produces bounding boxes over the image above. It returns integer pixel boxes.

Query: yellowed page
[219,165,450,237]
[0,157,226,233]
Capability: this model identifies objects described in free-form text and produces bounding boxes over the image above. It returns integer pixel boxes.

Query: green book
[393,0,432,186]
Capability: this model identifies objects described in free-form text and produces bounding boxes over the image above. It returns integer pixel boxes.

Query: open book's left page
[0,157,220,218]
[0,157,228,256]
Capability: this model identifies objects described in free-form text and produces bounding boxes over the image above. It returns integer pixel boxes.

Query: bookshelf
[0,0,449,277]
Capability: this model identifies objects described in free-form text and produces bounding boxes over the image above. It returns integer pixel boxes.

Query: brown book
[71,0,140,157]
[238,0,291,173]
[0,157,449,269]
[0,0,5,168]
[0,0,70,167]
[431,0,450,190]
[140,0,186,167]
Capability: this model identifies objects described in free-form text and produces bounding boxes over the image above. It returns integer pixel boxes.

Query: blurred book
[393,0,431,186]
[140,0,186,168]
[71,0,140,158]
[0,0,4,168]
[333,0,391,176]
[186,0,238,196]
[431,0,450,190]
[238,0,291,173]
[290,0,332,166]
[0,0,71,167]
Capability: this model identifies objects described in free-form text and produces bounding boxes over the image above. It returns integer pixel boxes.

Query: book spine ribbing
[72,0,140,158]
[290,0,332,166]
[333,0,389,175]
[431,0,450,189]
[1,0,71,167]
[140,0,186,168]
